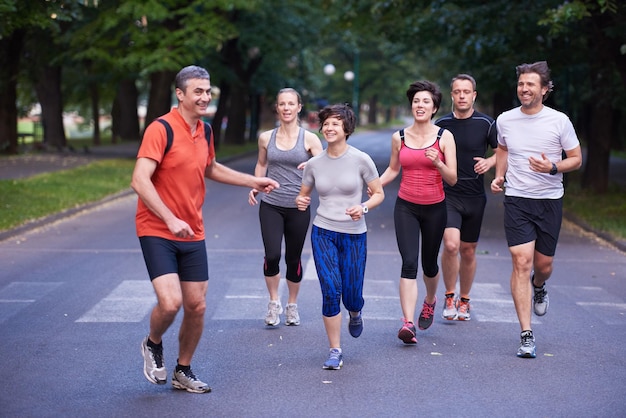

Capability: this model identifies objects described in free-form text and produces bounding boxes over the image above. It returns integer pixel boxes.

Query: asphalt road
[1,129,625,417]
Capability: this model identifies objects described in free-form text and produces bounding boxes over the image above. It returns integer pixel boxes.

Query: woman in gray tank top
[248,88,323,327]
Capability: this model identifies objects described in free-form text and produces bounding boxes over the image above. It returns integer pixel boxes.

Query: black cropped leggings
[394,197,447,279]
[259,201,310,283]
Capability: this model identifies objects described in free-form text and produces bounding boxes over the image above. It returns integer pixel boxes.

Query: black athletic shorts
[503,196,563,257]
[445,193,487,243]
[139,236,209,282]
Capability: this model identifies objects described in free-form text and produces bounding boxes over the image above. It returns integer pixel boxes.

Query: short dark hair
[318,103,356,139]
[450,74,476,90]
[516,61,554,102]
[175,65,210,92]
[406,80,442,117]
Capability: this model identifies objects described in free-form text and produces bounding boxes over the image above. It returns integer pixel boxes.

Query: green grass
[1,142,625,246]
[563,173,626,241]
[0,159,135,231]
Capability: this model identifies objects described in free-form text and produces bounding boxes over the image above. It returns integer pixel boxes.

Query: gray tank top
[262,127,311,208]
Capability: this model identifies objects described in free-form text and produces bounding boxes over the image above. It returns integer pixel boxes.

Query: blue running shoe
[348,312,363,338]
[516,330,536,358]
[323,348,343,370]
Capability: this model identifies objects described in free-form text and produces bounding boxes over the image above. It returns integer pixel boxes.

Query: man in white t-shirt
[491,61,582,358]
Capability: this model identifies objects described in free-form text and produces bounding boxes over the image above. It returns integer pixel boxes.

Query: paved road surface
[1,129,625,417]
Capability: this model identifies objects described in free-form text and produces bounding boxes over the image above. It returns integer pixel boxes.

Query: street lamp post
[323,52,360,124]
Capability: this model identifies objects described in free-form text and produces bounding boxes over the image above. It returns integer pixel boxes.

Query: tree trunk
[35,66,66,151]
[144,70,176,137]
[212,82,231,149]
[0,30,24,155]
[582,98,611,194]
[225,83,248,145]
[90,82,100,146]
[248,92,261,142]
[368,94,379,126]
[114,78,140,142]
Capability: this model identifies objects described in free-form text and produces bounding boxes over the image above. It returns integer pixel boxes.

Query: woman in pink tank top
[378,80,457,345]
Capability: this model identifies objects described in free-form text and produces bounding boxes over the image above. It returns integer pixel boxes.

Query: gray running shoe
[172,368,212,393]
[516,330,536,358]
[322,348,343,370]
[264,300,283,326]
[442,293,457,320]
[456,298,471,321]
[533,284,549,316]
[284,303,300,326]
[418,297,437,330]
[141,336,167,385]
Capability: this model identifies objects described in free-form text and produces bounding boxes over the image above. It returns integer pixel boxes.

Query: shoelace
[458,301,469,313]
[179,368,198,381]
[421,303,435,319]
[534,288,547,303]
[445,298,455,310]
[151,347,164,368]
[521,333,534,347]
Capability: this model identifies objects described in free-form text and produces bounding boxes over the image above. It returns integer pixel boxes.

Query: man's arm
[205,158,279,193]
[491,145,508,194]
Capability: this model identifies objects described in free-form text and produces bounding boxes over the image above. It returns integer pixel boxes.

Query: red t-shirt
[135,108,215,240]
[397,133,445,205]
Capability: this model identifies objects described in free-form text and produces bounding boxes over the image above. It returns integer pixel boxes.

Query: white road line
[0,281,63,323]
[76,280,155,323]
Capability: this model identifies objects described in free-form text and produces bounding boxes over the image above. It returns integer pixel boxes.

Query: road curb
[0,189,135,243]
[563,210,626,254]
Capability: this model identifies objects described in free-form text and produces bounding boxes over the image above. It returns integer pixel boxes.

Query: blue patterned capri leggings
[311,225,367,317]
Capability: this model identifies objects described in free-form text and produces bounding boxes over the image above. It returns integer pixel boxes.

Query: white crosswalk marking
[468,283,522,323]
[76,280,155,323]
[554,285,626,325]
[0,282,63,323]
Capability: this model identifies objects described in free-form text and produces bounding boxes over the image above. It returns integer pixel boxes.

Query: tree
[539,0,626,193]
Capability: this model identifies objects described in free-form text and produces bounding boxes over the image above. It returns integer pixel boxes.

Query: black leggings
[394,197,447,279]
[259,201,310,283]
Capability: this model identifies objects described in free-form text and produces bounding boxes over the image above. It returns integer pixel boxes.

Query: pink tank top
[397,127,445,205]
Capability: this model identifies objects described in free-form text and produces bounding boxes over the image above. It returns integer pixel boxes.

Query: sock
[445,292,454,298]
[521,329,533,338]
[147,338,162,349]
[460,297,470,303]
[176,363,191,372]
[330,347,342,353]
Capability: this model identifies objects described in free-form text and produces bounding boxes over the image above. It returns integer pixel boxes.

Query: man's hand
[167,218,195,239]
[491,176,505,194]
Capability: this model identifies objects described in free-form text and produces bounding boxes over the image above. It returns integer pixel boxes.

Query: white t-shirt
[302,145,379,234]
[496,106,580,199]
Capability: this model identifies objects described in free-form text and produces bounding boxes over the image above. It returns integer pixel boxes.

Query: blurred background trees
[0,0,624,193]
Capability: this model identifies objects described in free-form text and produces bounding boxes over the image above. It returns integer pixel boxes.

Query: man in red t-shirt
[132,65,278,393]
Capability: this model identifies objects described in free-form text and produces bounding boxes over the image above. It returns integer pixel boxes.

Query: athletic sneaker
[348,312,363,338]
[456,298,471,321]
[285,303,300,326]
[397,318,417,344]
[418,297,437,330]
[141,336,167,385]
[516,330,536,358]
[322,348,343,370]
[532,278,549,316]
[265,300,283,326]
[172,367,212,393]
[442,293,457,320]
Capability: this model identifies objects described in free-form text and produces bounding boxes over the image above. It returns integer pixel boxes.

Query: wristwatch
[361,204,368,214]
[550,163,558,175]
